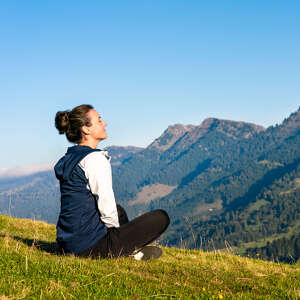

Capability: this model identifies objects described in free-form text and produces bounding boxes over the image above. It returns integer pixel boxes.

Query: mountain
[104,145,144,166]
[149,109,300,261]
[0,146,143,224]
[148,123,196,151]
[0,163,53,179]
[111,109,300,262]
[0,170,59,223]
[1,108,300,263]
[112,117,266,216]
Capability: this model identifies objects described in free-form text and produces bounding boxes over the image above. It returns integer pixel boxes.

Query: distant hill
[1,108,299,263]
[0,146,142,224]
[0,170,59,223]
[104,145,144,166]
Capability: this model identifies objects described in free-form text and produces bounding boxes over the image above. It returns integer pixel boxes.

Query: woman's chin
[99,135,108,141]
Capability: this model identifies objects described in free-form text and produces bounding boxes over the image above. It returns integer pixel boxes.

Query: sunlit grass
[0,215,299,299]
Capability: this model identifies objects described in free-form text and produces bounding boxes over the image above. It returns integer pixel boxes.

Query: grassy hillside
[0,215,299,299]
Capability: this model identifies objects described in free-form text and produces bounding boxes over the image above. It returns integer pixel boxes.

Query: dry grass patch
[128,184,177,205]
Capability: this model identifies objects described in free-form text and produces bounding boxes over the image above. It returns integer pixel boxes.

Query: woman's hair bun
[55,110,70,134]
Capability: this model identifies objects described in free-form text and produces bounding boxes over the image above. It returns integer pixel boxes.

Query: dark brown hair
[55,104,94,143]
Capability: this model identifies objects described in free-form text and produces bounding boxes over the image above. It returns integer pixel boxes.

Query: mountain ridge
[1,109,299,263]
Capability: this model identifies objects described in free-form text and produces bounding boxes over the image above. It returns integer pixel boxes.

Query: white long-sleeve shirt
[78,150,120,228]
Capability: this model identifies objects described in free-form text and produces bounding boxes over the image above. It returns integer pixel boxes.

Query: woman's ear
[81,126,90,136]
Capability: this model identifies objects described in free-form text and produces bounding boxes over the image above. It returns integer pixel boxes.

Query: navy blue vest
[54,145,107,254]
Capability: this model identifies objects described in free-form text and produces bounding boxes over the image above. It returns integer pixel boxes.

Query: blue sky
[0,1,299,169]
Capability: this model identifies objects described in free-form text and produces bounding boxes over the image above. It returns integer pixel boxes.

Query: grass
[194,199,223,216]
[128,184,177,206]
[0,215,300,299]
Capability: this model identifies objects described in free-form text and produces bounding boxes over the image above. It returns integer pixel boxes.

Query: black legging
[78,205,170,259]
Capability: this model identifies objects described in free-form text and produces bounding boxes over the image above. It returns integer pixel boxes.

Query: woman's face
[86,109,108,141]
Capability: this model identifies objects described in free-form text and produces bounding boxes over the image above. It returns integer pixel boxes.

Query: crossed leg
[78,205,170,259]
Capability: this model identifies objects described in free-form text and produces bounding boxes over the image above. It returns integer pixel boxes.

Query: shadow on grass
[0,234,60,255]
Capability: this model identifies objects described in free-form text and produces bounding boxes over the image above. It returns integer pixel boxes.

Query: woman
[54,104,170,259]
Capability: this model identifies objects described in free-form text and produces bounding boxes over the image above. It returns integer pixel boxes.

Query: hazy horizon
[1,107,298,177]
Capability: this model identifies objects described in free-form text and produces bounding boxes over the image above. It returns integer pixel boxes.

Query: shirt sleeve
[79,151,120,228]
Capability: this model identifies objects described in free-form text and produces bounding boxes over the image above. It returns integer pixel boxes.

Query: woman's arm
[79,151,120,228]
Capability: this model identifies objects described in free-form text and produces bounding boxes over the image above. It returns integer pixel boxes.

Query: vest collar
[67,145,99,153]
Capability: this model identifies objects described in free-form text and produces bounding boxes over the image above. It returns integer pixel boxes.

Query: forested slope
[1,108,299,263]
[113,108,300,262]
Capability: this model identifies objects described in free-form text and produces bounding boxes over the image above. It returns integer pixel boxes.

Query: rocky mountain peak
[199,118,265,139]
[200,118,220,129]
[149,123,195,151]
[149,117,266,152]
[165,123,196,135]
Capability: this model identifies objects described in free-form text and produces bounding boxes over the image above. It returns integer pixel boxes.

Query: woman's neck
[78,140,99,149]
